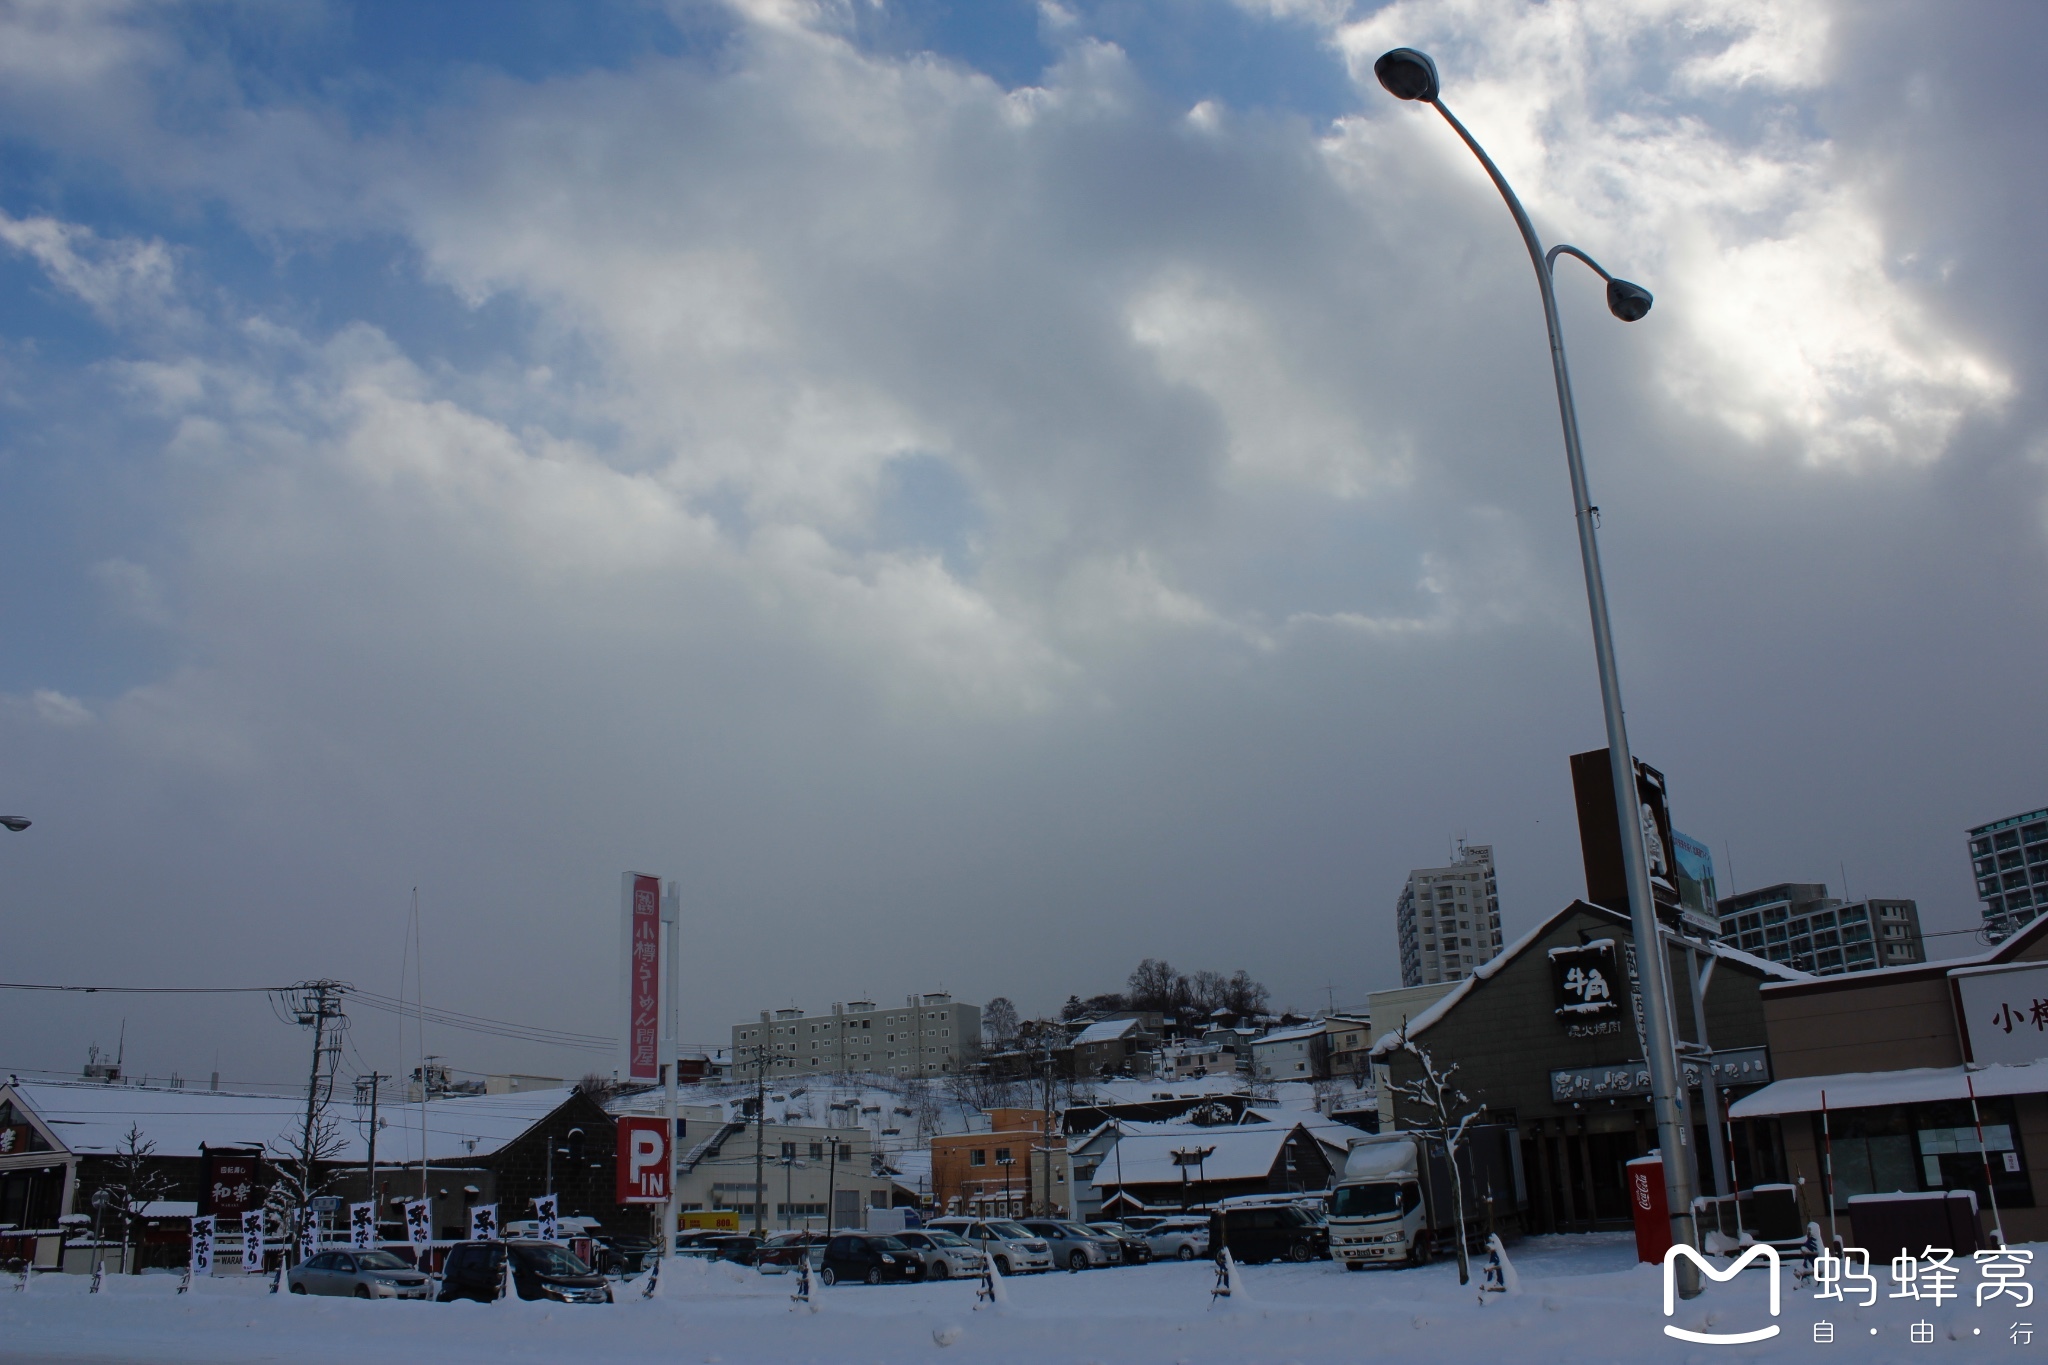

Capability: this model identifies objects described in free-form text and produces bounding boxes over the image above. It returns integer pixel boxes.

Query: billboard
[1570,749,1681,922]
[621,872,662,1084]
[616,1116,671,1204]
[1955,962,2048,1066]
[1671,829,1720,932]
[202,1147,262,1222]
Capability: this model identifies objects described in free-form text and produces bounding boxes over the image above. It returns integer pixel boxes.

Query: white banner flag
[469,1203,499,1241]
[242,1211,265,1274]
[404,1199,432,1254]
[349,1202,375,1249]
[298,1209,317,1262]
[189,1214,216,1276]
[533,1193,558,1241]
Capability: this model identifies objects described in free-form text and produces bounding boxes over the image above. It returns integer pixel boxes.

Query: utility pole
[290,981,345,1260]
[355,1073,388,1224]
[753,1011,769,1237]
[1040,1032,1056,1217]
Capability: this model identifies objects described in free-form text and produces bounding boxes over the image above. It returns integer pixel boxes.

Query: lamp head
[1606,279,1653,322]
[1374,48,1441,103]
[0,817,29,832]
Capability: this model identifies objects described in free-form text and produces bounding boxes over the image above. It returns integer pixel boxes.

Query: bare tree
[1126,958,1189,1013]
[1388,1029,1481,1285]
[1188,970,1228,1015]
[1221,970,1270,1018]
[99,1124,174,1273]
[945,1066,1019,1114]
[982,997,1019,1049]
[575,1071,621,1103]
[264,1112,348,1260]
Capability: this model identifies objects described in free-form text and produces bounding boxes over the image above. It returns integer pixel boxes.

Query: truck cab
[1329,1173,1426,1267]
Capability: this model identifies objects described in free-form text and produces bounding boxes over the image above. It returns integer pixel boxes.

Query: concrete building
[1395,842,1503,987]
[1972,806,2048,941]
[1730,912,2048,1244]
[729,994,980,1080]
[604,1098,896,1232]
[1249,1022,1329,1082]
[1715,882,1925,974]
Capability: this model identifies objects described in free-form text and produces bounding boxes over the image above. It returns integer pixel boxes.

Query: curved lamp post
[1374,46,1698,1281]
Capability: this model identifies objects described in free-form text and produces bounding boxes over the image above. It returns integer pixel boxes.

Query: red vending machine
[1626,1153,1671,1264]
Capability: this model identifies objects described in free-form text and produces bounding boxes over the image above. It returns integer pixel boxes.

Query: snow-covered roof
[3,1080,576,1164]
[1371,902,1812,1056]
[1090,1123,1300,1187]
[1727,1061,2048,1119]
[1072,1018,1144,1047]
[1252,1023,1326,1047]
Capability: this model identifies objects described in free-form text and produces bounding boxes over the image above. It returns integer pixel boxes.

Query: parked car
[1086,1221,1154,1265]
[436,1240,612,1303]
[1139,1216,1211,1261]
[926,1218,1053,1275]
[591,1234,657,1275]
[286,1248,432,1299]
[673,1231,761,1266]
[1206,1204,1329,1265]
[1019,1218,1123,1270]
[818,1233,925,1286]
[755,1230,828,1273]
[892,1229,985,1280]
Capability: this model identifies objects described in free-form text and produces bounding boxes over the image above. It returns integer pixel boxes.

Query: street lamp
[0,818,30,832]
[1373,45,1698,1282]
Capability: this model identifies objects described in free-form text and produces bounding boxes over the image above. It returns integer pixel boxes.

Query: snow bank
[3,1235,2017,1364]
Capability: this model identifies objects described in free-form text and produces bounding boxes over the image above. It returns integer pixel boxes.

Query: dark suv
[818,1233,925,1286]
[436,1240,612,1303]
[1207,1205,1329,1264]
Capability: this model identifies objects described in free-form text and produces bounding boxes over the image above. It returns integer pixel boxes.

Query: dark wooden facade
[1377,901,1789,1233]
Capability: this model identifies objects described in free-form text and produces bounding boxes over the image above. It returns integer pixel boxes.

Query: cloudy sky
[1,0,2042,1092]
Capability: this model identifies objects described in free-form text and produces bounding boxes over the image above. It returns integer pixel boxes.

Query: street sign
[616,1116,670,1203]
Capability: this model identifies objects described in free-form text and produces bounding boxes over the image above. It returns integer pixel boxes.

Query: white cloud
[0,211,177,324]
[1327,0,2010,465]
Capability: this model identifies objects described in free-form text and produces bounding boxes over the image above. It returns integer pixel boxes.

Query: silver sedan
[892,1230,986,1280]
[286,1248,433,1299]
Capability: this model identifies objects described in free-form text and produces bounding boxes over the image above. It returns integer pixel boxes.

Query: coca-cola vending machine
[1626,1153,1670,1263]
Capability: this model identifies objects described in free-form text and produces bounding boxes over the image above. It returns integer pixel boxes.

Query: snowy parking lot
[5,1235,2042,1365]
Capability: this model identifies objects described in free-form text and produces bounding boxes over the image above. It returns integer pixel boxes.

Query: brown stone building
[1730,913,2048,1243]
[1373,900,1798,1233]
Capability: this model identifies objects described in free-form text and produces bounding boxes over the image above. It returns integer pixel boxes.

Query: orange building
[929,1108,1070,1217]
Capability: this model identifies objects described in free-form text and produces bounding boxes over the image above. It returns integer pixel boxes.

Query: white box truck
[1327,1126,1524,1269]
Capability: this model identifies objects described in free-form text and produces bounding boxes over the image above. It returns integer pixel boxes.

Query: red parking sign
[616,1117,670,1204]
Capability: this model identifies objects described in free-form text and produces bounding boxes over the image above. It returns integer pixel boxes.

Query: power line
[0,981,288,994]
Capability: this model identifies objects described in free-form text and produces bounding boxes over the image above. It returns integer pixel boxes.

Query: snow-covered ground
[4,1235,2034,1364]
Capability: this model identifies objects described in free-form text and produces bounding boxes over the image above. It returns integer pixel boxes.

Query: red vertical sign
[626,873,661,1083]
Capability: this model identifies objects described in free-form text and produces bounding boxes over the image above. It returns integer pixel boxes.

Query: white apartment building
[1395,842,1504,987]
[730,994,980,1080]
